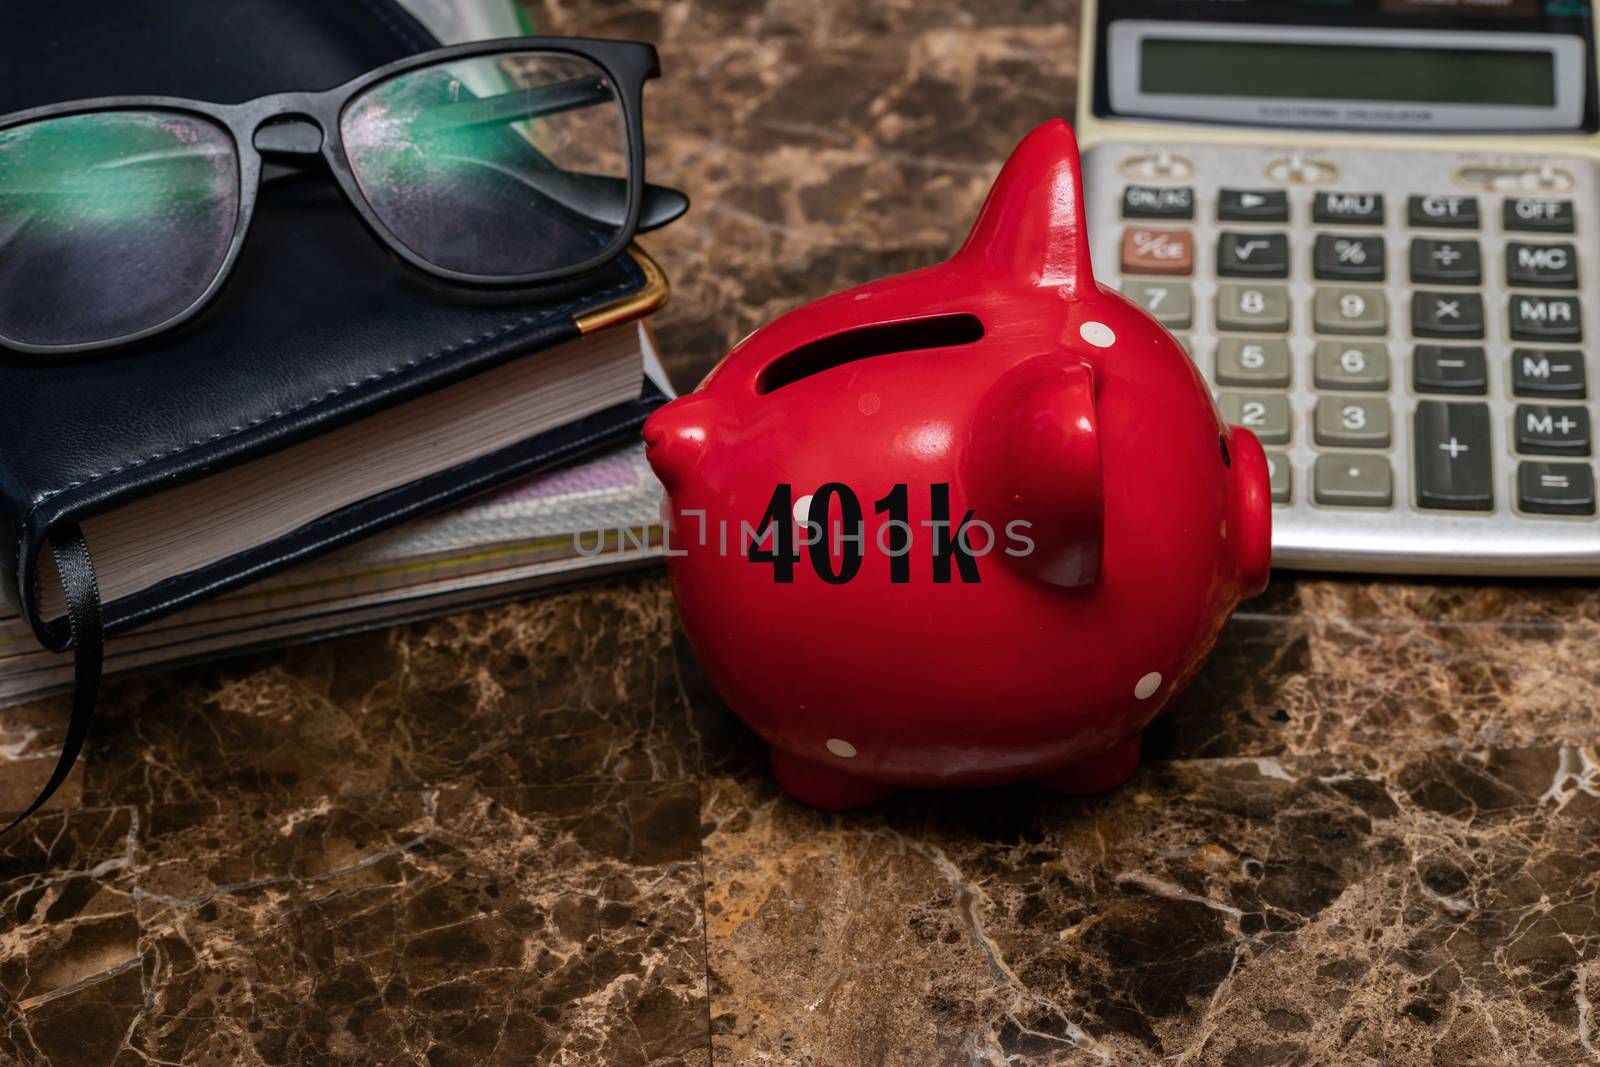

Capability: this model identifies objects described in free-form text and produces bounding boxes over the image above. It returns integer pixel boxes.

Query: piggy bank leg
[769,747,898,810]
[1035,736,1142,796]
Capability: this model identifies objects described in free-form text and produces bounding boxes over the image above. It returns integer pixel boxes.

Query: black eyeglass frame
[0,36,664,356]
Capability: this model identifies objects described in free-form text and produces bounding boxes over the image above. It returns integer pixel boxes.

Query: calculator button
[1414,401,1493,511]
[1313,192,1384,226]
[1215,339,1291,387]
[1411,292,1485,339]
[1123,185,1194,220]
[1121,228,1193,275]
[1511,349,1586,399]
[1216,284,1291,333]
[1314,397,1391,448]
[1409,239,1481,286]
[1517,462,1596,516]
[1218,188,1289,223]
[1266,452,1292,503]
[1407,195,1479,230]
[1412,345,1488,396]
[1218,393,1292,445]
[1120,281,1193,329]
[1313,288,1387,336]
[1505,242,1578,289]
[1509,295,1582,343]
[1314,454,1393,508]
[1313,341,1389,391]
[1313,235,1385,282]
[1175,335,1195,360]
[1503,197,1574,234]
[1515,405,1591,456]
[1217,232,1289,278]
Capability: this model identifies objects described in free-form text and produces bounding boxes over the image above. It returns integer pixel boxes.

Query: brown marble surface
[3,1,1600,1064]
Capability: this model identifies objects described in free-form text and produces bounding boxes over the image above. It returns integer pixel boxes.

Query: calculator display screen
[1106,21,1591,131]
[1139,39,1557,108]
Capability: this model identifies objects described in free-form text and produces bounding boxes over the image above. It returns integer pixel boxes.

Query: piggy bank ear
[953,119,1094,295]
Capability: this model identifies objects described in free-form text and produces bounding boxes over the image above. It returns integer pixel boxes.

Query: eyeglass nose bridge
[252,112,326,158]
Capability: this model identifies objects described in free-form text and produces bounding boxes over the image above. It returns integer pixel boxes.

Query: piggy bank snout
[643,395,715,491]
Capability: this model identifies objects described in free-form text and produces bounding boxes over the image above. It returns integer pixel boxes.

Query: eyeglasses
[0,37,687,355]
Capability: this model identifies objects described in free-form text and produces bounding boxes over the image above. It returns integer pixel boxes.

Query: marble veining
[2,0,1598,1062]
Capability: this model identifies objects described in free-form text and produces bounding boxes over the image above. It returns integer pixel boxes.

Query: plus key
[1414,401,1494,511]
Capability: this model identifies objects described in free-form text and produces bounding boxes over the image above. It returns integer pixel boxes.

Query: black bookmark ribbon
[2,526,102,835]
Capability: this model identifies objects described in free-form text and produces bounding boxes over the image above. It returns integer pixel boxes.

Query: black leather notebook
[0,0,669,652]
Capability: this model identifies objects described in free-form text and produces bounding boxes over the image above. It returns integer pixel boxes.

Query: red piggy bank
[645,120,1271,809]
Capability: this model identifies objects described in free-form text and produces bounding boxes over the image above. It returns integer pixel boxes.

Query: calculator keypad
[1088,141,1600,570]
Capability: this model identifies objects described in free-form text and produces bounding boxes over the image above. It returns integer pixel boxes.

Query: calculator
[1077,0,1600,575]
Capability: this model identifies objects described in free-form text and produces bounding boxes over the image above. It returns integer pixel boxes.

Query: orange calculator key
[1121,227,1194,275]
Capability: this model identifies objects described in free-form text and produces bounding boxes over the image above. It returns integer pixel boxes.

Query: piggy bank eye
[757,313,984,394]
[1219,435,1232,469]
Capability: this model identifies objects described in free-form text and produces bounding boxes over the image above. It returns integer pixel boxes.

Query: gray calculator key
[1512,349,1587,398]
[1216,284,1291,333]
[1517,462,1596,516]
[1515,405,1591,456]
[1314,192,1384,226]
[1504,197,1574,234]
[1175,336,1195,360]
[1218,393,1292,445]
[1266,452,1292,503]
[1122,280,1193,329]
[1313,341,1389,391]
[1313,235,1385,282]
[1215,338,1292,387]
[1314,454,1393,508]
[1313,288,1387,336]
[1409,238,1481,286]
[1314,397,1391,448]
[1414,401,1493,511]
[1407,195,1479,230]
[1509,295,1582,343]
[1217,232,1289,278]
[1218,188,1288,223]
[1412,345,1488,396]
[1123,185,1194,220]
[1412,291,1485,339]
[1506,242,1578,289]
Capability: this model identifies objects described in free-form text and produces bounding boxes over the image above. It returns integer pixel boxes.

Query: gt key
[1414,401,1493,511]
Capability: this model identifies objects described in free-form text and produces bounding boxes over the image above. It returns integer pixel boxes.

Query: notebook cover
[0,1,668,649]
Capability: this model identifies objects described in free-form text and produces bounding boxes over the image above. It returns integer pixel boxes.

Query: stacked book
[0,322,671,707]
